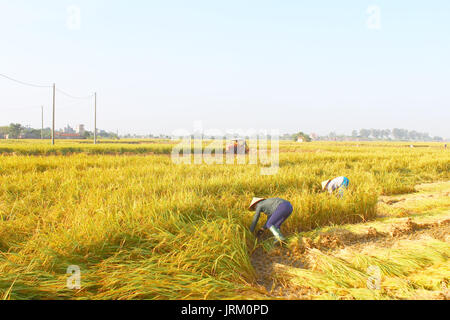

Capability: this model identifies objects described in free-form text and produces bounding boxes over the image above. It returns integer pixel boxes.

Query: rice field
[0,140,448,300]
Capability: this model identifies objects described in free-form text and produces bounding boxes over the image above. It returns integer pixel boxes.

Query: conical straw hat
[249,198,265,211]
[322,180,332,190]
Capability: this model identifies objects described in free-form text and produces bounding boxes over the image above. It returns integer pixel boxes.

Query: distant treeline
[0,123,118,139]
[2,124,444,142]
[315,128,444,142]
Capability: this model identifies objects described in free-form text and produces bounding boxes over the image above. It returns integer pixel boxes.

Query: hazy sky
[1,1,449,137]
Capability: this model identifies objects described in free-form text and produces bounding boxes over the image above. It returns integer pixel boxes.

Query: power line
[1,72,98,146]
[0,72,93,99]
[0,73,52,88]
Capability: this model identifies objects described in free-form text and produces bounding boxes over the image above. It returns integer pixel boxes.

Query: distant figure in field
[322,176,350,197]
[227,139,249,155]
[248,197,293,243]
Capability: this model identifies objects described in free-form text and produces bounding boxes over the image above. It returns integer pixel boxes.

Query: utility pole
[41,106,44,139]
[52,84,55,145]
[94,92,97,144]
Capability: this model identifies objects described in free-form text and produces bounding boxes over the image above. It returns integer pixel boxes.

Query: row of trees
[350,128,443,141]
[2,124,443,142]
[0,124,119,140]
[0,124,27,139]
[292,132,312,142]
[311,128,444,142]
[284,129,444,142]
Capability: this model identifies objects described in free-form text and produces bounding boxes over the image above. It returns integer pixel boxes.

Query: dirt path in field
[250,181,450,299]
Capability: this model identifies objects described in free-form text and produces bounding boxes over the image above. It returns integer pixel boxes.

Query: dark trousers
[264,202,293,230]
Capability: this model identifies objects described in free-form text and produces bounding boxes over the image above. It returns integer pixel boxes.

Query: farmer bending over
[248,197,293,242]
[322,176,350,197]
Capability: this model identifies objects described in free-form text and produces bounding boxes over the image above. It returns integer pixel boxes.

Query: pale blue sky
[1,1,449,137]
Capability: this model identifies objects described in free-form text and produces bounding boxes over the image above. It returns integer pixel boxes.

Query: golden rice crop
[0,140,448,299]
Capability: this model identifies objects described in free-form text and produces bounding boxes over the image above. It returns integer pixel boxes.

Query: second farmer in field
[322,176,350,197]
[248,198,293,243]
